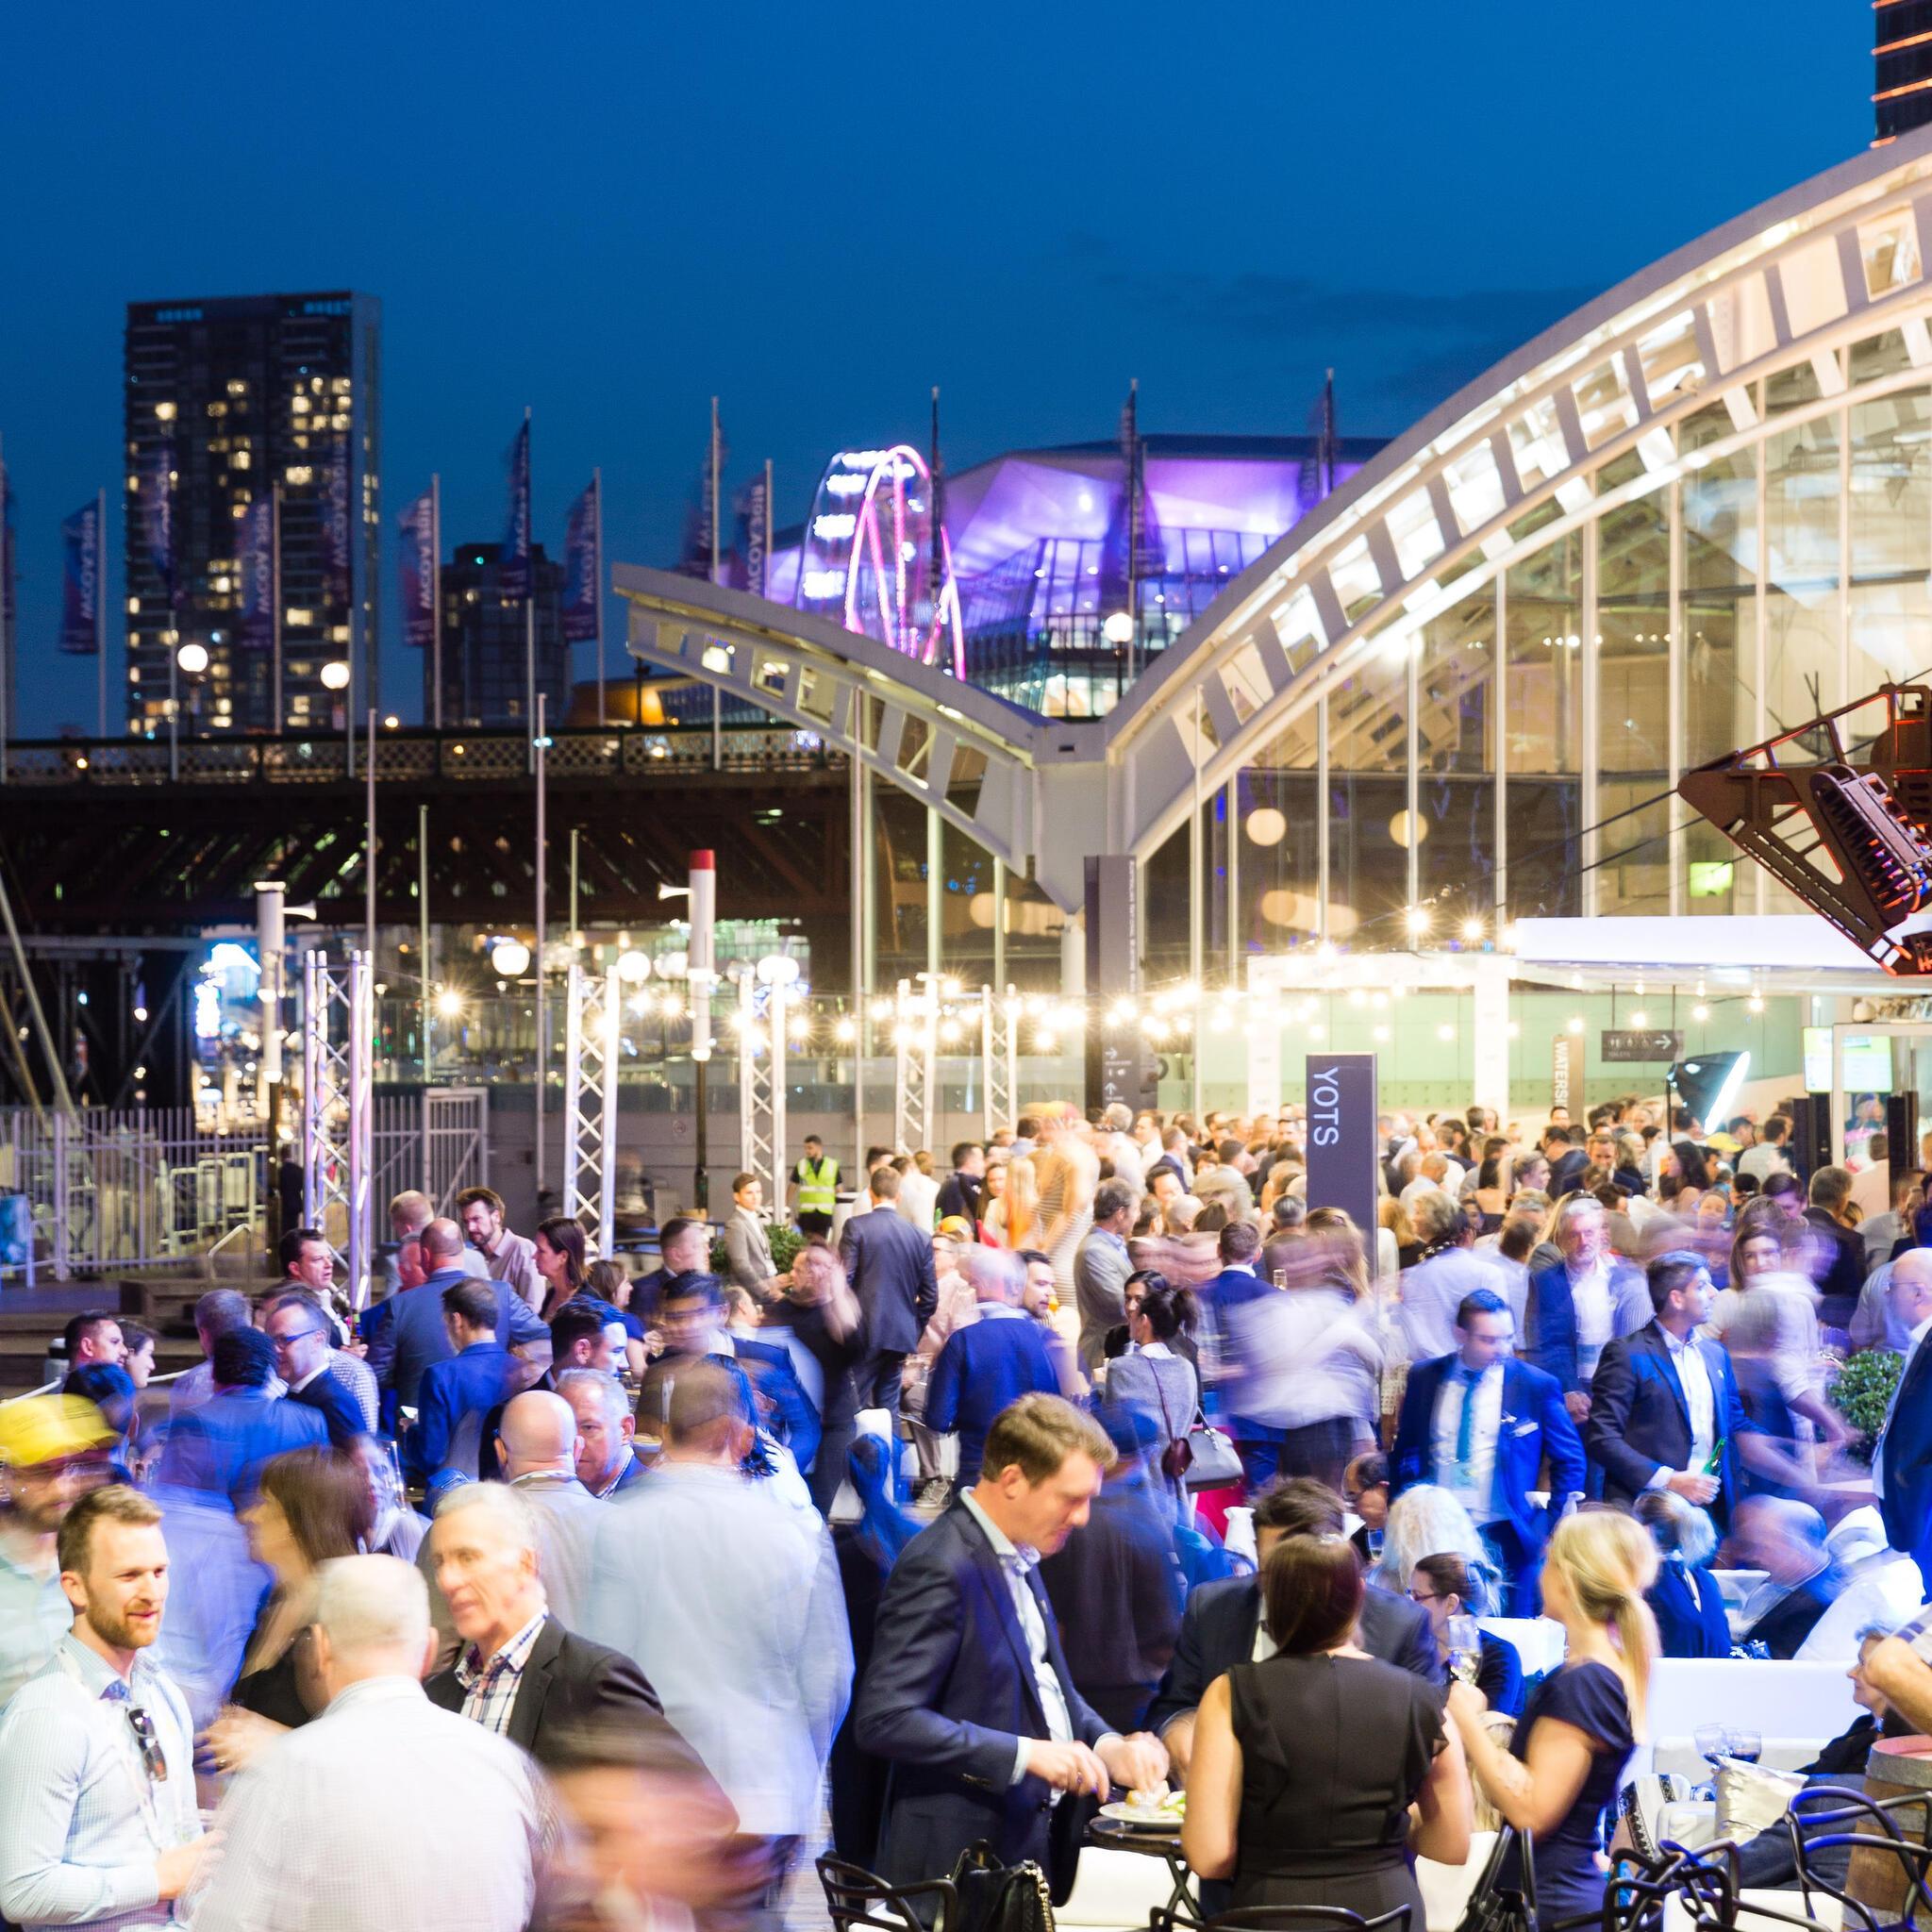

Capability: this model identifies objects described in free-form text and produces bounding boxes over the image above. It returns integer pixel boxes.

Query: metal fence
[0,1089,490,1282]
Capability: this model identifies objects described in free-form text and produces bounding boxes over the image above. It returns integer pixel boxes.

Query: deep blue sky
[0,3,1869,734]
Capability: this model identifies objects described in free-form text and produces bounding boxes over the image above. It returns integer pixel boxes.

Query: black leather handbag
[1455,1824,1539,1932]
[948,1841,1056,1932]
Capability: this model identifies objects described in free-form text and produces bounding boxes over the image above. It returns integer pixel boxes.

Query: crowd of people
[6,1094,1932,1931]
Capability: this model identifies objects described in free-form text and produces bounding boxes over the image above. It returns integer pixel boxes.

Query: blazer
[1523,1259,1652,1392]
[154,1387,328,1507]
[838,1209,940,1357]
[365,1268,550,1406]
[1073,1229,1133,1374]
[286,1366,365,1450]
[925,1313,1061,1482]
[729,1335,823,1474]
[1880,1336,1932,1570]
[1586,1320,1759,1517]
[424,1614,691,1772]
[409,1342,521,1484]
[1391,1354,1585,1554]
[724,1208,776,1295]
[856,1500,1110,1895]
[1647,1557,1734,1659]
[1144,1571,1441,1739]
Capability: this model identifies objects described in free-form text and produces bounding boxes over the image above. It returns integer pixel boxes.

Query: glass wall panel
[1682,445,1757,780]
[1417,583,1496,914]
[1232,697,1324,957]
[1596,470,1670,914]
[1504,533,1582,917]
[1764,413,1842,734]
[1849,390,1932,719]
[1329,641,1412,941]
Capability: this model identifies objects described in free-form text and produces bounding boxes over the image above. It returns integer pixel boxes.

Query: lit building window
[155,401,176,422]
[329,625,351,642]
[207,401,228,418]
[291,395,310,414]
[230,450,251,470]
[285,608,313,626]
[226,379,248,396]
[126,597,141,615]
[285,465,312,485]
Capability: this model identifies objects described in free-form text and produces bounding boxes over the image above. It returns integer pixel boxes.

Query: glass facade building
[431,541,570,729]
[124,291,381,735]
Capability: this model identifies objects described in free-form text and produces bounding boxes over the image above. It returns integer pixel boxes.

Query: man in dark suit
[1875,1251,1932,1581]
[838,1165,939,1431]
[1807,1166,1874,1332]
[409,1278,524,1487]
[926,1250,1061,1486]
[154,1326,328,1507]
[635,1217,715,1327]
[1392,1287,1585,1613]
[1145,1475,1441,1779]
[423,1479,708,1779]
[1523,1193,1651,1421]
[263,1293,364,1448]
[1586,1249,1802,1523]
[558,1367,645,1498]
[656,1272,822,1476]
[365,1215,550,1411]
[857,1393,1167,1899]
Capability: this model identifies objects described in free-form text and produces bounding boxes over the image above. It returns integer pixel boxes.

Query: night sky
[0,3,1868,734]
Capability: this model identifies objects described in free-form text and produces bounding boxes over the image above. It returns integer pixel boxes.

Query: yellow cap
[935,1216,974,1242]
[0,1394,116,1469]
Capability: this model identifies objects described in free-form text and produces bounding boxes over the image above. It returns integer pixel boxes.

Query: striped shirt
[0,1633,198,1930]
[454,1612,547,1737]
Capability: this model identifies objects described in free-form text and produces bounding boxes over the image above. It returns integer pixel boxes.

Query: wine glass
[1728,1727,1761,1766]
[1693,1724,1728,1800]
[1446,1614,1482,1686]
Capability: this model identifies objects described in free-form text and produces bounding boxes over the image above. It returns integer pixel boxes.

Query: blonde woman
[984,1153,1039,1250]
[1371,1483,1496,1600]
[1445,1510,1657,1929]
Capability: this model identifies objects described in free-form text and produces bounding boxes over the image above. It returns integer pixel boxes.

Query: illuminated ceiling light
[1567,1015,1585,1034]
[1507,1020,1521,1039]
[1747,991,1764,1013]
[1372,1024,1391,1042]
[789,1012,812,1041]
[1629,1009,1648,1028]
[1405,906,1431,938]
[436,989,463,1019]
[1692,1003,1709,1022]
[1437,1024,1456,1042]
[490,939,531,978]
[1245,807,1288,846]
[1035,1030,1058,1052]
[755,954,801,987]
[939,1019,962,1044]
[1460,916,1484,943]
[616,949,653,985]
[834,1017,857,1042]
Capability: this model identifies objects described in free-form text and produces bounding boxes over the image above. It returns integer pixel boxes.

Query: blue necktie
[1456,1364,1482,1474]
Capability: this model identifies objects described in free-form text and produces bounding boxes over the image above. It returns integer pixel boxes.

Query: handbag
[1175,1415,1243,1492]
[948,1841,1055,1932]
[1455,1823,1538,1932]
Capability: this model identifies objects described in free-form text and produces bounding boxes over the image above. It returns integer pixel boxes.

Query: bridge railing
[0,726,838,788]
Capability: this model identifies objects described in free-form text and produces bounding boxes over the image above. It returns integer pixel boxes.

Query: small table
[1085,1817,1196,1922]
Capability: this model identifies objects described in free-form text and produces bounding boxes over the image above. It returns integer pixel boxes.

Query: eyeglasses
[126,1706,168,1783]
[270,1327,325,1352]
[1406,1590,1441,1605]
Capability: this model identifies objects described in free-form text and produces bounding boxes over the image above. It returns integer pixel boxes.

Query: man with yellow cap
[0,1396,114,1708]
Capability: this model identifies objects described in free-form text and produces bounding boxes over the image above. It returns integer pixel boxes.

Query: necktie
[1456,1364,1481,1475]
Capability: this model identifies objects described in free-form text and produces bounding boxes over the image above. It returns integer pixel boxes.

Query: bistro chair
[817,1855,961,1932]
[1151,1904,1411,1932]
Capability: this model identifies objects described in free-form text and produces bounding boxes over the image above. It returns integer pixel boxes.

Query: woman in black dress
[1182,1534,1471,1923]
[1447,1510,1657,1930]
[202,1446,372,1774]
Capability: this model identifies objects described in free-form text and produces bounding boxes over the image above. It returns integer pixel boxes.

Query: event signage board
[1305,1053,1379,1261]
[1602,1029,1683,1062]
[1553,1034,1577,1114]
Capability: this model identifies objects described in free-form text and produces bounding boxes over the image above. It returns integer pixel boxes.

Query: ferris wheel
[794,444,965,677]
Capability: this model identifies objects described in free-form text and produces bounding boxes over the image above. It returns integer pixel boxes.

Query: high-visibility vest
[794,1154,839,1214]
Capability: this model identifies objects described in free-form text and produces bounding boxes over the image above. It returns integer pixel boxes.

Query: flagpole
[95,488,108,741]
[534,690,548,1212]
[271,480,284,733]
[709,398,721,773]
[365,706,376,969]
[592,466,605,724]
[762,457,773,596]
[430,473,442,734]
[524,408,535,774]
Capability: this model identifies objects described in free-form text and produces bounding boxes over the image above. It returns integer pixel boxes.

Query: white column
[1059,909,1086,997]
[1472,955,1512,1124]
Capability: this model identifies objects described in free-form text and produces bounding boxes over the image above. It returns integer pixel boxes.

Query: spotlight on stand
[1668,1050,1750,1134]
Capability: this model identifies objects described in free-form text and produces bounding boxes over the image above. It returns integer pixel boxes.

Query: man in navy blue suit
[154,1326,327,1507]
[366,1216,551,1412]
[409,1278,523,1487]
[926,1250,1061,1486]
[656,1272,823,1477]
[1392,1287,1585,1613]
[1587,1250,1804,1524]
[1523,1193,1651,1422]
[1873,1252,1932,1581]
[857,1393,1167,1900]
[838,1166,939,1432]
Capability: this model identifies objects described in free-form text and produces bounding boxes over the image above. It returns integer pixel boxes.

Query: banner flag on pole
[678,407,727,579]
[138,434,173,598]
[396,489,436,649]
[59,501,103,655]
[501,417,532,598]
[234,496,275,650]
[321,431,352,611]
[560,475,599,642]
[733,473,768,596]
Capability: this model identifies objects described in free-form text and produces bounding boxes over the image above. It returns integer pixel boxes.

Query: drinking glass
[1446,1614,1482,1685]
[1693,1724,1728,1800]
[1728,1728,1761,1765]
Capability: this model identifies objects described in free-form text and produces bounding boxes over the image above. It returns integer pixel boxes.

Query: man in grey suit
[724,1172,789,1303]
[1074,1179,1138,1374]
[838,1166,939,1430]
[367,1217,550,1408]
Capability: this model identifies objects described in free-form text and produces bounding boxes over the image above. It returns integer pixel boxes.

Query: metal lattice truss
[979,986,1017,1141]
[562,963,621,1250]
[302,949,373,1309]
[891,977,937,1157]
[736,972,789,1198]
[618,140,1932,912]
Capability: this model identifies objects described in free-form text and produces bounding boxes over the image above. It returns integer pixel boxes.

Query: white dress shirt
[0,1634,198,1931]
[1647,1327,1717,1489]
[185,1675,547,1932]
[1569,1257,1614,1382]
[1432,1359,1506,1526]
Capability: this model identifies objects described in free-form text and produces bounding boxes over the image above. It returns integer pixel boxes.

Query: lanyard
[55,1644,176,1853]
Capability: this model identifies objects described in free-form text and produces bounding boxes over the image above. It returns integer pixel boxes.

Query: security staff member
[790,1135,840,1238]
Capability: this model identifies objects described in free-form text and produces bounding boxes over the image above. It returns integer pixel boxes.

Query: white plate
[1097,1802,1182,1829]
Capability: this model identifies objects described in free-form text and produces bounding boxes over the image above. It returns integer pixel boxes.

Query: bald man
[384,1191,488,1299]
[367,1218,550,1410]
[419,1390,602,1670]
[1877,1253,1932,1585]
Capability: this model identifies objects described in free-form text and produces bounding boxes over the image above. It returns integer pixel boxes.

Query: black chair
[1152,1907,1410,1932]
[1783,1784,1932,1932]
[817,1855,961,1932]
